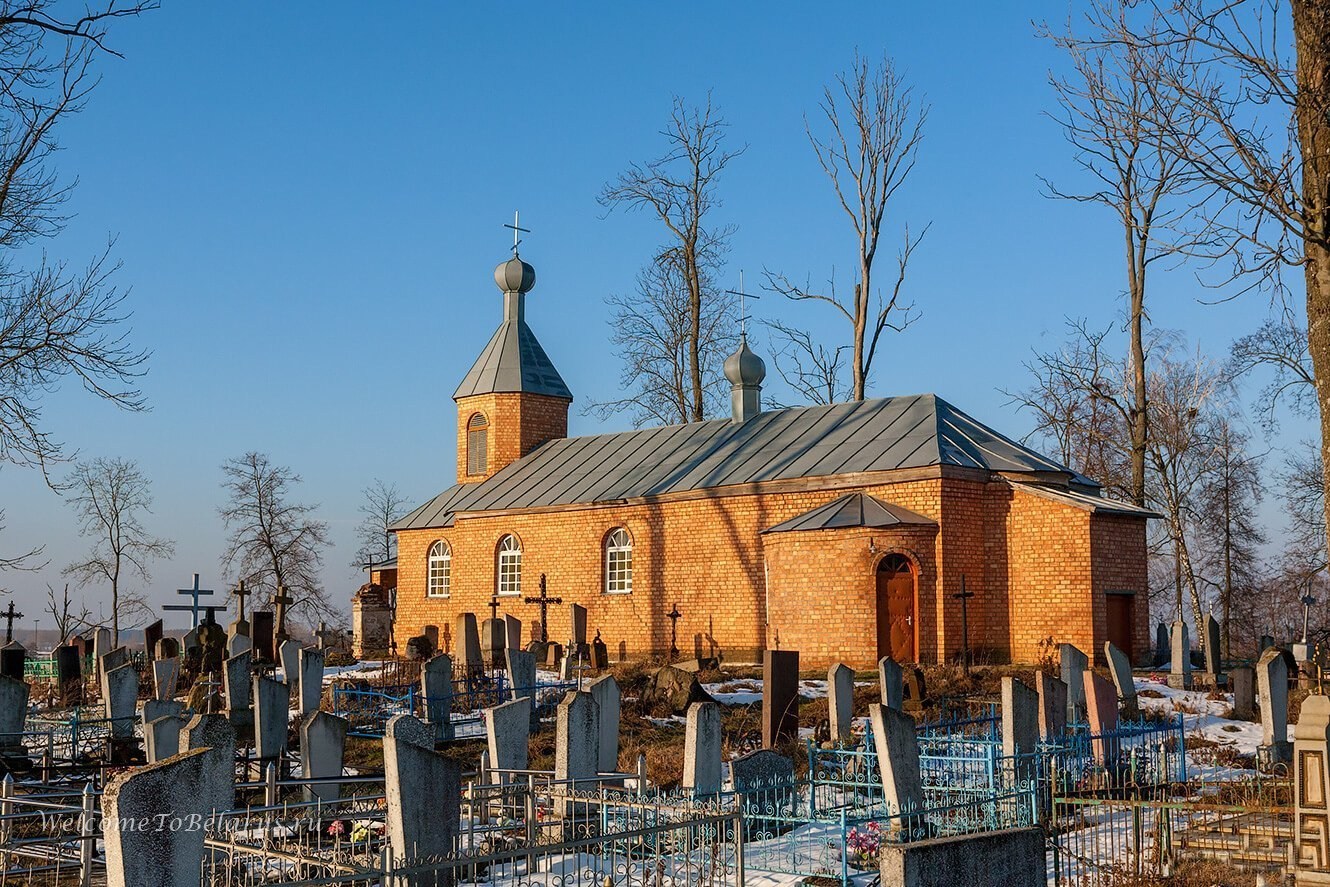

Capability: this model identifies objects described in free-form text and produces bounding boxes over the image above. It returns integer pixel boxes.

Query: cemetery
[0,588,1324,886]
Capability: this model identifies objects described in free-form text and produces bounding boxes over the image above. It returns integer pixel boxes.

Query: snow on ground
[1134,672,1267,750]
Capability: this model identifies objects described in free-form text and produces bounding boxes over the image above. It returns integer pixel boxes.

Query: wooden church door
[1106,594,1135,662]
[876,554,916,662]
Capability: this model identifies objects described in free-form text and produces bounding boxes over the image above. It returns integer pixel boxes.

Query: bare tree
[763,318,849,407]
[352,479,408,570]
[219,452,333,623]
[599,96,744,423]
[1277,439,1326,576]
[766,51,928,402]
[1122,0,1330,566]
[62,456,172,645]
[43,582,90,645]
[1039,0,1203,507]
[1228,309,1316,430]
[590,251,736,426]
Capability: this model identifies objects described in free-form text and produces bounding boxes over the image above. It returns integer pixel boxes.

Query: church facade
[388,253,1154,669]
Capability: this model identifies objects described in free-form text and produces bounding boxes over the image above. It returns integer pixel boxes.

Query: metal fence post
[265,762,278,808]
[733,810,745,887]
[0,773,11,846]
[80,782,95,886]
[839,808,848,887]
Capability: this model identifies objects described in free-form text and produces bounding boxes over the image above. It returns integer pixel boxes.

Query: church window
[604,528,633,594]
[426,540,450,597]
[496,534,522,596]
[467,413,489,475]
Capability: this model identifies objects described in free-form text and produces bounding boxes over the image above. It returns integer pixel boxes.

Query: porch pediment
[761,492,936,535]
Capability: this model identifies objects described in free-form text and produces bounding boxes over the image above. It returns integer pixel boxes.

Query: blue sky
[0,2,1297,632]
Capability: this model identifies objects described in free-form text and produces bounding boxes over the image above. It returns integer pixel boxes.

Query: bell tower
[453,247,572,484]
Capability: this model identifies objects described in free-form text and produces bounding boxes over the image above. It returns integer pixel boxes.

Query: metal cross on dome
[725,269,760,339]
[503,210,530,258]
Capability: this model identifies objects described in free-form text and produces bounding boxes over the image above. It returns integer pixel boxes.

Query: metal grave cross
[163,573,215,628]
[232,579,252,622]
[486,593,502,622]
[524,574,562,643]
[725,270,761,339]
[953,575,976,673]
[315,622,340,650]
[503,210,530,257]
[2,600,23,644]
[666,604,682,661]
[273,586,295,642]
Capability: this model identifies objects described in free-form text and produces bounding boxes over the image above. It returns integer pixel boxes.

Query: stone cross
[1,601,22,644]
[523,574,561,643]
[315,622,340,650]
[272,586,294,643]
[232,579,251,622]
[486,594,502,622]
[162,573,215,628]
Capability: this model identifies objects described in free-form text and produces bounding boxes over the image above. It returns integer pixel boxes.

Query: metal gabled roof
[761,493,937,534]
[391,394,1111,532]
[452,318,572,401]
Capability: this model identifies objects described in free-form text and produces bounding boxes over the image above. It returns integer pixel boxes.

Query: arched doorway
[876,554,916,662]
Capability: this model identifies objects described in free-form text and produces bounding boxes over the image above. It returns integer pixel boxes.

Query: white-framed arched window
[604,528,633,594]
[427,540,451,598]
[496,534,522,596]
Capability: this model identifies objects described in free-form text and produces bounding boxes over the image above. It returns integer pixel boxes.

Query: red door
[1107,594,1134,662]
[876,555,916,662]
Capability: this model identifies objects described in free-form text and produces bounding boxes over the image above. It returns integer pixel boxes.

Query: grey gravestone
[1104,642,1140,720]
[178,713,236,813]
[1260,635,1275,655]
[102,747,225,887]
[828,662,855,742]
[878,656,903,710]
[1231,665,1256,720]
[589,674,621,772]
[298,647,324,717]
[1258,646,1291,766]
[103,663,138,738]
[504,614,522,653]
[253,676,291,761]
[1169,621,1192,689]
[92,628,111,673]
[1202,612,1222,679]
[869,703,924,813]
[223,650,253,729]
[1155,623,1169,667]
[152,657,180,702]
[481,617,505,668]
[555,691,600,781]
[142,698,184,726]
[301,710,348,803]
[506,648,536,702]
[421,654,453,742]
[99,645,129,683]
[1034,672,1068,742]
[227,633,251,659]
[279,639,300,684]
[1001,676,1039,760]
[730,748,795,791]
[143,715,185,763]
[762,649,799,748]
[1059,644,1089,722]
[383,714,460,871]
[1083,671,1119,765]
[682,700,721,796]
[0,673,30,743]
[485,697,530,779]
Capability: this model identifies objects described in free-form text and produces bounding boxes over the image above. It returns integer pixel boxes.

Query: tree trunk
[852,282,866,401]
[1128,246,1148,508]
[686,245,704,423]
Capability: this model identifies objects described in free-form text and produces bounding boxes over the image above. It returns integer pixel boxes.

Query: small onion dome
[494,255,536,294]
[724,335,766,387]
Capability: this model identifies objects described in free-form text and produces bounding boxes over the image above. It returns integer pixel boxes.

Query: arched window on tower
[496,534,522,596]
[604,528,633,594]
[427,540,451,598]
[467,413,489,476]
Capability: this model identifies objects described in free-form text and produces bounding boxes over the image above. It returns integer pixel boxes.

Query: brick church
[385,251,1153,669]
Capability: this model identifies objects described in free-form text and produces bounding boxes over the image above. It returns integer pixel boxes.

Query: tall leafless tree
[1040,0,1203,507]
[600,96,743,423]
[1278,438,1326,576]
[1228,309,1316,430]
[590,251,736,426]
[219,452,333,623]
[43,582,90,645]
[351,479,408,570]
[762,318,849,407]
[63,456,173,645]
[766,51,928,402]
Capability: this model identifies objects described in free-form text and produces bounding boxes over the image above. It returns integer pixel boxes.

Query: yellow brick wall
[454,392,570,484]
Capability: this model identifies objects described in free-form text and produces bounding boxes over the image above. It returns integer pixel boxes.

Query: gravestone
[485,697,531,780]
[1260,635,1275,655]
[481,617,505,669]
[591,631,609,669]
[903,667,927,713]
[544,642,564,668]
[54,644,82,700]
[1231,665,1256,720]
[227,632,252,658]
[730,748,796,791]
[0,641,25,680]
[878,656,903,710]
[682,700,721,796]
[456,613,483,674]
[298,646,324,716]
[1257,646,1291,766]
[1169,621,1192,690]
[570,603,588,649]
[382,714,461,873]
[143,619,164,661]
[1201,612,1222,685]
[828,662,855,743]
[421,654,453,743]
[92,628,111,673]
[1060,644,1089,722]
[142,697,184,725]
[589,673,621,772]
[1034,672,1068,742]
[762,649,799,748]
[1104,642,1140,720]
[152,657,180,702]
[278,639,300,684]
[1155,623,1169,667]
[301,710,348,803]
[155,637,180,661]
[103,663,138,738]
[506,648,536,703]
[253,676,291,762]
[178,713,236,813]
[251,611,275,663]
[143,715,184,763]
[504,614,522,653]
[1001,676,1039,761]
[554,691,600,782]
[99,645,129,681]
[0,674,29,747]
[1293,694,1330,876]
[1083,670,1120,764]
[102,747,225,887]
[869,703,924,813]
[223,650,253,731]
